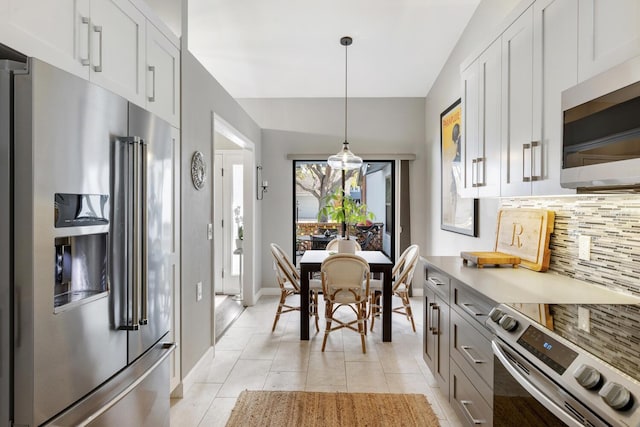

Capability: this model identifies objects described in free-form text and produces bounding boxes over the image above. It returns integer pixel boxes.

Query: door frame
[291,159,398,261]
[212,114,256,308]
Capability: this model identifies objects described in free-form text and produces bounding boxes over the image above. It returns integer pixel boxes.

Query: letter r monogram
[510,223,524,248]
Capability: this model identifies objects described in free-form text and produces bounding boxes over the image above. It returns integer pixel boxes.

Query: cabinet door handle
[148,65,156,102]
[461,303,485,317]
[460,400,486,425]
[461,345,485,364]
[431,304,440,335]
[80,16,91,66]
[476,157,485,187]
[530,140,541,181]
[93,25,103,72]
[522,143,532,182]
[427,277,444,287]
[471,159,478,187]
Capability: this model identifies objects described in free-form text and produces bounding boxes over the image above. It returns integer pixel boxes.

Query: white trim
[260,287,281,296]
[180,345,214,395]
[214,114,254,151]
[212,113,257,308]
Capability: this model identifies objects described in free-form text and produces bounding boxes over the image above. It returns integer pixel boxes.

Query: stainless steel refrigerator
[0,57,175,426]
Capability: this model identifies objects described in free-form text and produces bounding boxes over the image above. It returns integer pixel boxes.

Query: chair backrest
[270,243,300,291]
[325,237,362,252]
[321,253,370,297]
[392,244,420,292]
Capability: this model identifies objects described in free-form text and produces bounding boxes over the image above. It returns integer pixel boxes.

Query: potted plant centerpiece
[318,189,374,253]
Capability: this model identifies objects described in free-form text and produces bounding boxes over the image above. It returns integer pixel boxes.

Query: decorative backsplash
[501,195,640,381]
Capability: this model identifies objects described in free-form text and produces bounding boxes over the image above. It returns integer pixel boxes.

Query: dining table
[299,250,394,342]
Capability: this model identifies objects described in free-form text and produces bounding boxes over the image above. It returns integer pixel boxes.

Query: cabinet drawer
[425,267,450,300]
[452,279,495,329]
[451,360,493,427]
[451,308,493,388]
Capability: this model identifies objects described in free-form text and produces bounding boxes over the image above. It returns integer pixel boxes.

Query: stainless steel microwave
[561,56,640,189]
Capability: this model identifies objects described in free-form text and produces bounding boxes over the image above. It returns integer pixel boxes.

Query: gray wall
[239,97,425,289]
[181,49,261,376]
[423,0,521,254]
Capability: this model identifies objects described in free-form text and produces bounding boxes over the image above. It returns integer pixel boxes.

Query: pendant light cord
[344,40,348,145]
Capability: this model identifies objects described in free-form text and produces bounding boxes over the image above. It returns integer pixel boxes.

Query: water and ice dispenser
[54,193,109,311]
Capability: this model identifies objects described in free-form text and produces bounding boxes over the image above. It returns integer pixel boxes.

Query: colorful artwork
[440,99,477,236]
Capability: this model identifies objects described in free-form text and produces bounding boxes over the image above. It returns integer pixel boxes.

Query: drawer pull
[461,345,485,364]
[427,277,444,286]
[461,303,485,317]
[460,400,486,425]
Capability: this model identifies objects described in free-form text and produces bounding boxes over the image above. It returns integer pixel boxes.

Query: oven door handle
[491,340,584,427]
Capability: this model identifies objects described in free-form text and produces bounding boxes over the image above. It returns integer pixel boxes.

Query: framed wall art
[440,98,477,236]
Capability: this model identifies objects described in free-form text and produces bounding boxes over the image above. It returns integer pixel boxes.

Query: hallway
[170,295,462,426]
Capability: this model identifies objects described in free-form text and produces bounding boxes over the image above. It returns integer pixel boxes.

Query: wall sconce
[256,165,268,200]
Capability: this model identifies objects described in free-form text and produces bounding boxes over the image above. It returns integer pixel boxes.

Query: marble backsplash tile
[501,195,640,380]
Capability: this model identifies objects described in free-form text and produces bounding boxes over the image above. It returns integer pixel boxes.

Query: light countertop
[423,256,640,305]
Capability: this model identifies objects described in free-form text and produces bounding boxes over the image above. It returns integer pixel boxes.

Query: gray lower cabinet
[423,268,451,398]
[424,265,496,426]
[424,287,450,396]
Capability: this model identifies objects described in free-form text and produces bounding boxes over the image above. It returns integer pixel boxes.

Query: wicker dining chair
[369,244,420,332]
[320,253,370,353]
[270,243,320,332]
[325,237,362,252]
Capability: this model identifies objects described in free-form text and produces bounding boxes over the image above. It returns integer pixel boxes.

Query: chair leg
[401,292,416,332]
[369,292,380,331]
[312,291,320,332]
[272,291,286,332]
[322,302,332,352]
[359,302,367,353]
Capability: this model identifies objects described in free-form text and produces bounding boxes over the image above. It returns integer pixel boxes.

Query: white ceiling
[187,0,481,99]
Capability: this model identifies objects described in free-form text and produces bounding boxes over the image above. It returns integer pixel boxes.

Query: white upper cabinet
[0,0,91,79]
[531,0,577,195]
[460,61,479,198]
[501,7,534,197]
[578,0,640,82]
[146,22,180,127]
[461,38,502,198]
[0,0,180,127]
[90,0,146,106]
[502,1,578,197]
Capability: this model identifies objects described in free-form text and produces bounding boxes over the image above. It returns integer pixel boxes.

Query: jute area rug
[226,390,440,427]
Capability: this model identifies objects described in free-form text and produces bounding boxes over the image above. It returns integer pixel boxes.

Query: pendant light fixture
[327,36,363,171]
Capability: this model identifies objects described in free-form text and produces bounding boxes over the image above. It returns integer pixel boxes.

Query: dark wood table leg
[300,264,310,340]
[382,264,392,342]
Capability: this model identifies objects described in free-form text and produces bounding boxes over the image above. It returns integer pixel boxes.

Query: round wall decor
[191,151,207,190]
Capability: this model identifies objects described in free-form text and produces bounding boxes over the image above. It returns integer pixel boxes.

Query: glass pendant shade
[328,141,363,170]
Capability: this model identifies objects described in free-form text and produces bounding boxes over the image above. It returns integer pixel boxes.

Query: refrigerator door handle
[118,137,147,331]
[140,139,148,325]
[132,138,142,329]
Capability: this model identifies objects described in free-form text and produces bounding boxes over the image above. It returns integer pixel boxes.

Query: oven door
[492,340,608,427]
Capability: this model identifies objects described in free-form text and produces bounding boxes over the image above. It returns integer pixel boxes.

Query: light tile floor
[170,295,463,427]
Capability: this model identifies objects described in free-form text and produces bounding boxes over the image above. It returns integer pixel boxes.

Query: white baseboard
[260,286,281,296]
[179,345,214,395]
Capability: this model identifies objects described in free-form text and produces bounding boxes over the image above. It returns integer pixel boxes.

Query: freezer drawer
[45,341,175,427]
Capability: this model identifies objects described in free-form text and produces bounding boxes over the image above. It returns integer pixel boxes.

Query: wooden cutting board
[460,251,521,268]
[461,208,555,271]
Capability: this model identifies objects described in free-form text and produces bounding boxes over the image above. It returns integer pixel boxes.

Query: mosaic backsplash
[501,195,640,381]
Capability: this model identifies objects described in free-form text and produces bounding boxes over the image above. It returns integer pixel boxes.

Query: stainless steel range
[487,304,640,427]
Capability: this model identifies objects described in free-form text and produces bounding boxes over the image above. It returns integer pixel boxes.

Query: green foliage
[318,189,374,237]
